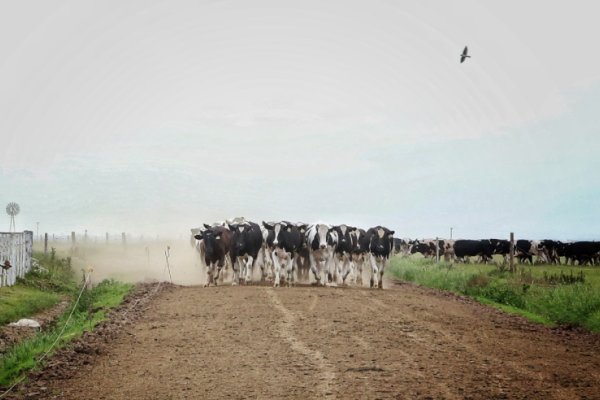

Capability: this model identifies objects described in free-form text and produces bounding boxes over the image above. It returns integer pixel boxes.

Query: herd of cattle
[396,238,600,266]
[190,218,395,288]
[190,218,600,288]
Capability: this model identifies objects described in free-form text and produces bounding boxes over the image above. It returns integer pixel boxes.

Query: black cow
[564,241,600,266]
[228,221,264,285]
[262,221,307,287]
[365,226,395,289]
[452,240,494,263]
[194,225,233,287]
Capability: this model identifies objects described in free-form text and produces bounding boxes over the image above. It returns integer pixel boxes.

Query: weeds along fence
[0,231,33,287]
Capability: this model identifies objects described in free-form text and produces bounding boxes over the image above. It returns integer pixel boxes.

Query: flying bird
[460,46,470,63]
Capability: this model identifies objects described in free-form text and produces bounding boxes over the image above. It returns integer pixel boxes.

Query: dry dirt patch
[6,282,600,399]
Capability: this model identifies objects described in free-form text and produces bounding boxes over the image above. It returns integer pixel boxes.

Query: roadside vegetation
[389,257,600,332]
[0,248,133,388]
[0,249,74,325]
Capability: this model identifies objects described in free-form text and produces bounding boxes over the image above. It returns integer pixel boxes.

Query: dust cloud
[41,240,207,286]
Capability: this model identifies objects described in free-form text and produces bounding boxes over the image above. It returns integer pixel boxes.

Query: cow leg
[272,250,282,287]
[378,258,388,289]
[354,255,364,286]
[232,257,242,285]
[205,262,215,287]
[341,256,352,285]
[369,254,379,288]
[245,256,254,284]
[286,254,296,287]
[309,252,321,285]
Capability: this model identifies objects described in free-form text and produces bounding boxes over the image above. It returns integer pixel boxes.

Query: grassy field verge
[0,248,134,388]
[389,257,600,332]
[0,279,133,387]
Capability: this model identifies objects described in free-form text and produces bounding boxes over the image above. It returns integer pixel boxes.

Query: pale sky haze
[1,0,599,240]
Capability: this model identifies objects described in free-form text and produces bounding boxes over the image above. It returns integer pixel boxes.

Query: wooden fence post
[122,232,126,248]
[509,232,515,273]
[435,236,440,263]
[71,231,76,245]
[44,233,48,255]
[106,232,109,245]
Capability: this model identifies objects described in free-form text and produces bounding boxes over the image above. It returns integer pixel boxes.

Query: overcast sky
[1,0,599,240]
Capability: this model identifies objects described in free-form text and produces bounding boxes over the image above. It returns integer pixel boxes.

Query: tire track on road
[266,289,337,398]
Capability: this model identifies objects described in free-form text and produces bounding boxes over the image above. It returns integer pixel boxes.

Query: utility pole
[450,227,453,239]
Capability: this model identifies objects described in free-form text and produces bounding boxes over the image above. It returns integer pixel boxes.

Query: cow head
[332,225,355,252]
[309,223,336,251]
[349,228,366,253]
[196,228,223,255]
[228,223,250,252]
[263,221,286,247]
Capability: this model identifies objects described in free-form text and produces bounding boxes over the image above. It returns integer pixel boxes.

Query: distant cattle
[489,239,510,264]
[393,238,411,256]
[410,239,454,261]
[305,223,337,286]
[539,240,565,264]
[564,241,600,266]
[194,225,233,287]
[515,240,547,264]
[228,221,264,285]
[365,226,395,288]
[452,240,495,263]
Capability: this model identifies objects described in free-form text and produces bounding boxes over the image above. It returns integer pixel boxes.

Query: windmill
[6,202,20,232]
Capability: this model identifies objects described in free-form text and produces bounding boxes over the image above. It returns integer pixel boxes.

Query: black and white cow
[365,226,395,289]
[515,240,546,264]
[262,221,307,287]
[294,223,311,282]
[539,240,565,265]
[393,238,412,256]
[193,225,233,287]
[304,223,337,285]
[410,239,454,261]
[330,224,355,285]
[350,228,369,285]
[228,221,264,285]
[489,239,510,264]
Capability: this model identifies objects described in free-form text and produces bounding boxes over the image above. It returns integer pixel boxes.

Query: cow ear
[298,224,308,231]
[389,230,395,236]
[204,223,212,229]
[262,221,274,230]
[194,234,203,240]
[227,224,235,231]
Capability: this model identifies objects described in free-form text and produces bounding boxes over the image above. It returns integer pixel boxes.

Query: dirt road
[13,282,600,399]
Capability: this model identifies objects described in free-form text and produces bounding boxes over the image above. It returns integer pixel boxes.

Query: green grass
[0,287,61,326]
[389,257,600,332]
[0,249,76,325]
[0,279,133,387]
